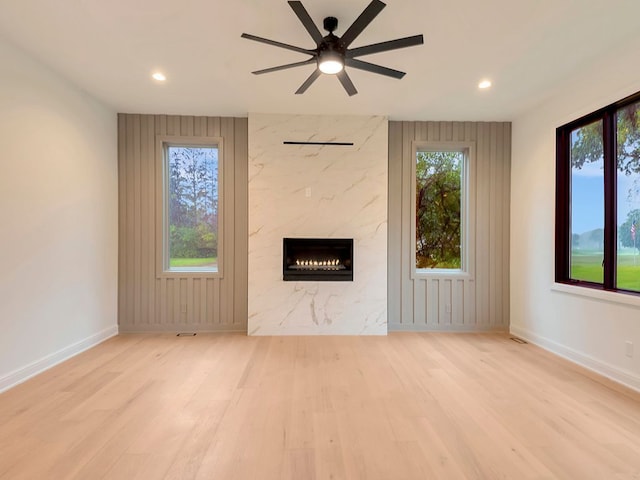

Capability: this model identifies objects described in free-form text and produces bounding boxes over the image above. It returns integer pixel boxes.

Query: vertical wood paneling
[220,118,235,325]
[453,279,464,325]
[475,123,489,327]
[388,121,511,331]
[489,123,499,325]
[118,114,248,332]
[199,278,207,325]
[234,119,249,327]
[479,122,490,327]
[186,277,194,324]
[155,115,166,327]
[400,122,414,325]
[413,281,425,326]
[132,116,142,326]
[173,278,180,324]
[440,279,452,326]
[139,115,151,325]
[502,124,512,326]
[489,123,499,327]
[180,278,188,324]
[145,117,157,324]
[159,277,166,325]
[125,117,136,326]
[212,279,220,324]
[428,279,439,325]
[464,277,474,326]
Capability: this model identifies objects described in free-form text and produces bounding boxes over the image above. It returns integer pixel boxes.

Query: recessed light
[478,79,492,89]
[152,72,166,82]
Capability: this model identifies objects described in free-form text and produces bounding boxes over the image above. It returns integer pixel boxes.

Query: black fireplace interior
[283,238,353,281]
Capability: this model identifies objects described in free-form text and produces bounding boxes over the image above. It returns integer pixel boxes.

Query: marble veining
[248,113,388,335]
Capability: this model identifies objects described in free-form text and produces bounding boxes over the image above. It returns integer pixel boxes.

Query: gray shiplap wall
[118,114,248,332]
[388,121,511,331]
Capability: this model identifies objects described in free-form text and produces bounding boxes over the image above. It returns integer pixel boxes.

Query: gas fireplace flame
[295,259,341,267]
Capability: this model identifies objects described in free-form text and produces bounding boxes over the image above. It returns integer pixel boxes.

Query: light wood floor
[1,333,640,479]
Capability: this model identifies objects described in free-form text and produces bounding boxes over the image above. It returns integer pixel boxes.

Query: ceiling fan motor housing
[319,32,344,56]
[323,16,338,33]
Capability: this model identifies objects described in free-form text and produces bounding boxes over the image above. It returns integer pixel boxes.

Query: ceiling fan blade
[295,68,322,94]
[339,0,386,48]
[288,1,324,45]
[252,58,316,75]
[336,71,358,96]
[345,58,405,79]
[347,34,424,58]
[241,33,313,56]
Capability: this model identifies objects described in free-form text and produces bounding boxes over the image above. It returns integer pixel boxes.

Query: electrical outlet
[625,341,634,358]
[305,187,312,198]
[181,304,187,314]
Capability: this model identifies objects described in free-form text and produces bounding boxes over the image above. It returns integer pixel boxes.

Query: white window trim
[411,141,476,280]
[551,282,640,308]
[155,135,223,279]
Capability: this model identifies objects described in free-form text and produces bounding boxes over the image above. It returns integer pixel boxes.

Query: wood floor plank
[1,333,639,480]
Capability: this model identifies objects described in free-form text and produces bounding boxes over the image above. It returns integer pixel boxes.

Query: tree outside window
[415,150,464,270]
[166,145,219,271]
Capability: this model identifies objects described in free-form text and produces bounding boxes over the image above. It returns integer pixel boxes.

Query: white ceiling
[1,0,638,120]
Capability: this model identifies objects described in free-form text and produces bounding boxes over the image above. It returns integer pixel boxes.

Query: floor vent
[510,337,527,344]
[177,333,196,337]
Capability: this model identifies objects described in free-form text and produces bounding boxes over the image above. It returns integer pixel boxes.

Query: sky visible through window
[571,152,640,235]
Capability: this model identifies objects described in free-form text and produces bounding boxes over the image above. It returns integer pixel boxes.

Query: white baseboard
[389,323,508,333]
[0,325,118,394]
[510,325,640,394]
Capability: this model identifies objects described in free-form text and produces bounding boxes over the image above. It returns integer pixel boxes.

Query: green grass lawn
[571,251,640,290]
[170,257,216,268]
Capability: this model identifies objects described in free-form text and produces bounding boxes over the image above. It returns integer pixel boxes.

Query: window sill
[412,269,473,281]
[157,269,222,279]
[551,282,640,308]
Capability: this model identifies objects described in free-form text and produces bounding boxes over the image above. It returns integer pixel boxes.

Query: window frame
[411,141,475,280]
[155,135,223,279]
[555,89,640,294]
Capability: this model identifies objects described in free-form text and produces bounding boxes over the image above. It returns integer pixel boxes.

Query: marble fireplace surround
[248,113,388,335]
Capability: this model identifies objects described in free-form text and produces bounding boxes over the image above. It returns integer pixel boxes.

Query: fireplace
[283,238,353,281]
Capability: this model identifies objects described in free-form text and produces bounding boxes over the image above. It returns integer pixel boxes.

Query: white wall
[248,114,387,335]
[0,37,118,392]
[510,35,640,392]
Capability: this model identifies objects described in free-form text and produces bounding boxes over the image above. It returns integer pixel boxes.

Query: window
[556,90,640,294]
[158,137,222,275]
[413,143,472,275]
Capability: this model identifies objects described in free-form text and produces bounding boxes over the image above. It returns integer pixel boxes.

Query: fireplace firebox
[283,238,353,281]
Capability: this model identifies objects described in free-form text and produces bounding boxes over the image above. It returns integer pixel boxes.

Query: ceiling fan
[241,0,424,96]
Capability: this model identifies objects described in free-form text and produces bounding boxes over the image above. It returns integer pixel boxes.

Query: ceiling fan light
[319,60,343,74]
[152,71,166,82]
[318,52,344,74]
